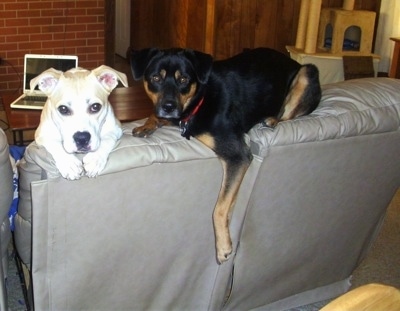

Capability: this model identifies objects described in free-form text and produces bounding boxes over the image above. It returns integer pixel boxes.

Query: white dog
[31,65,128,180]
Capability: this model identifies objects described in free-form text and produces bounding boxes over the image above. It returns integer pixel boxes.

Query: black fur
[130,47,320,139]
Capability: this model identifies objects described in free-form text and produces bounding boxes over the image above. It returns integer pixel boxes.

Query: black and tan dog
[130,47,321,264]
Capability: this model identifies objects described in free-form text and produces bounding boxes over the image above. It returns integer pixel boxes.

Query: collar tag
[179,120,191,139]
[179,120,187,135]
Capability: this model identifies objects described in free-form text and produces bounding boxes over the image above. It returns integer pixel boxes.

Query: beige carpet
[292,188,400,311]
[350,188,400,289]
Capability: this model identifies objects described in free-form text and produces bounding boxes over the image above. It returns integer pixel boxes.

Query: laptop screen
[24,55,78,92]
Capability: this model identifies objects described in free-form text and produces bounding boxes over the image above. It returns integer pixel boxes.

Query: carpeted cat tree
[287,0,379,83]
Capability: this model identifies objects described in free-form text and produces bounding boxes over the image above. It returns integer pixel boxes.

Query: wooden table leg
[13,130,26,146]
[389,38,400,79]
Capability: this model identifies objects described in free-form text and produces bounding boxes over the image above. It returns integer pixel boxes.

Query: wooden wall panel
[130,0,156,49]
[254,0,278,49]
[239,0,257,51]
[214,0,301,59]
[130,0,207,51]
[130,0,380,59]
[214,0,238,59]
[186,0,208,51]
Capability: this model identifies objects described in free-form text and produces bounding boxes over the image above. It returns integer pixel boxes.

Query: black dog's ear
[129,48,161,80]
[184,50,213,84]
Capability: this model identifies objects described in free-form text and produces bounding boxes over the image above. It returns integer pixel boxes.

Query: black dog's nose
[162,101,176,113]
[73,131,91,148]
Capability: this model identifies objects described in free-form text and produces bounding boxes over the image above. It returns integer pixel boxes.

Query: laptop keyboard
[24,95,47,102]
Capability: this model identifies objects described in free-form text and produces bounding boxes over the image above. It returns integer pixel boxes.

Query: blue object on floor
[9,145,26,231]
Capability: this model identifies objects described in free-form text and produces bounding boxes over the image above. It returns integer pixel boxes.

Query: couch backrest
[250,78,400,155]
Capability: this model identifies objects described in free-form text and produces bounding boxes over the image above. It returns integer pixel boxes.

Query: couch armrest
[0,128,12,310]
[0,129,12,238]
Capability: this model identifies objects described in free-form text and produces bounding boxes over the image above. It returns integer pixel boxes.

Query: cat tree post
[304,0,322,54]
[342,0,355,10]
[295,0,310,50]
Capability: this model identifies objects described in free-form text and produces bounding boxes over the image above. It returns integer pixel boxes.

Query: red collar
[181,97,204,123]
[179,97,204,138]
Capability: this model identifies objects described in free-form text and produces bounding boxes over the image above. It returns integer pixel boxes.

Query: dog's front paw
[56,155,84,180]
[132,125,156,138]
[216,241,232,264]
[82,152,107,178]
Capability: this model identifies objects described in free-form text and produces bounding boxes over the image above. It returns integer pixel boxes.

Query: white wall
[374,1,400,73]
[115,0,131,58]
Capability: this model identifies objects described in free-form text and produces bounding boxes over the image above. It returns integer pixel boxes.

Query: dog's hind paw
[263,117,278,128]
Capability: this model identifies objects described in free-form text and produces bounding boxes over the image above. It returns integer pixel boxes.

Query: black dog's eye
[58,105,71,116]
[151,75,162,83]
[178,76,189,84]
[89,103,102,114]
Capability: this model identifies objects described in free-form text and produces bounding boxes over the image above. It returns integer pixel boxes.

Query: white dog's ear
[92,65,129,93]
[30,68,62,95]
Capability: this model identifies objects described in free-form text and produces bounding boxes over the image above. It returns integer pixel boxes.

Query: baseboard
[249,278,352,311]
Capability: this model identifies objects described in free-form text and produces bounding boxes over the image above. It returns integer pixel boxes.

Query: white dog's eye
[58,105,71,116]
[89,103,102,114]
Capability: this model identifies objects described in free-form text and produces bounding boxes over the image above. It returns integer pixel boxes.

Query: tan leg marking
[196,133,215,150]
[213,159,250,264]
[264,67,309,127]
[279,67,309,121]
[196,133,250,263]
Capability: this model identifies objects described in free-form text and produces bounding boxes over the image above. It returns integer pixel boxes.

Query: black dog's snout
[73,131,91,148]
[162,101,176,113]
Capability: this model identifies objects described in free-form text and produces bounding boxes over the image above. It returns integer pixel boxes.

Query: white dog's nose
[73,131,91,150]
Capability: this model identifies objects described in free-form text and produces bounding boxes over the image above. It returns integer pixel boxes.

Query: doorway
[104,1,134,85]
[115,0,131,57]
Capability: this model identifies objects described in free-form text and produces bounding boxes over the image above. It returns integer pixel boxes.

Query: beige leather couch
[15,78,400,310]
[0,128,13,310]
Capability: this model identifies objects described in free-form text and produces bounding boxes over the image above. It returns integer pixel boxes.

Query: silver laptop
[10,54,78,110]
